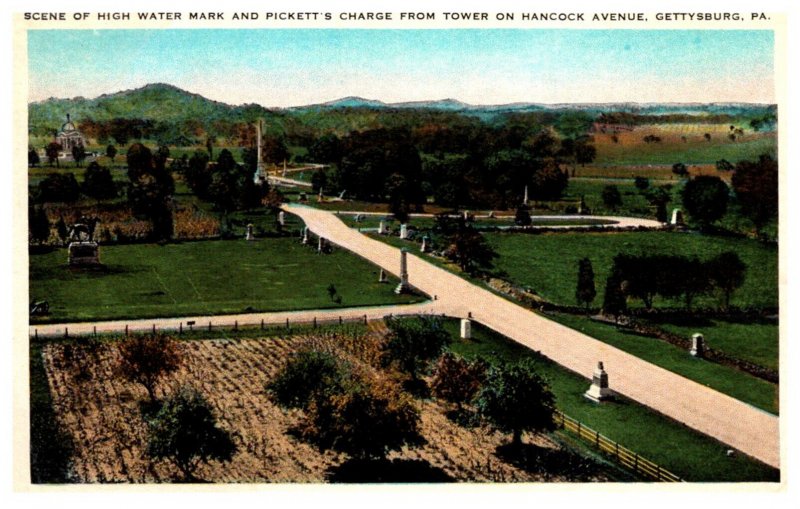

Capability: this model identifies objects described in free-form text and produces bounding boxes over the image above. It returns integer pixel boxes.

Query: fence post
[577,421,581,438]
[34,329,38,341]
[208,321,212,332]
[93,325,97,337]
[179,323,183,335]
[234,320,238,332]
[364,314,367,324]
[656,465,661,481]
[339,316,343,325]
[634,453,639,474]
[261,319,264,330]
[125,324,128,336]
[595,430,600,447]
[152,324,156,334]
[615,442,619,460]
[65,327,68,339]
[286,318,289,329]
[313,317,317,328]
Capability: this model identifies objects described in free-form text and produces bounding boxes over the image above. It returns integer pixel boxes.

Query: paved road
[333,210,664,229]
[286,203,779,469]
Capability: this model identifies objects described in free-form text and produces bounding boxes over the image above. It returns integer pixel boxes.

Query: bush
[267,349,348,409]
[430,353,487,410]
[82,161,117,200]
[37,173,80,203]
[382,316,451,381]
[147,386,236,481]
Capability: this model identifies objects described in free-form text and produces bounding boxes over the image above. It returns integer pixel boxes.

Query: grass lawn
[485,230,778,310]
[548,313,778,415]
[444,320,778,482]
[648,317,778,372]
[29,237,422,323]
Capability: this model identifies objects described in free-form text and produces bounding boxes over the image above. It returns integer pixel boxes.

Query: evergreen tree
[575,257,596,311]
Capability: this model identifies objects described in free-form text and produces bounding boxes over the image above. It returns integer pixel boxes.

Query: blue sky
[27,29,775,106]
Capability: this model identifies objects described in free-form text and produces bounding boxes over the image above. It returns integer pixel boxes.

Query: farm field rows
[40,333,611,483]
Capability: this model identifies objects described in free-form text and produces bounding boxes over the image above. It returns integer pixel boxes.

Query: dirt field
[42,330,609,483]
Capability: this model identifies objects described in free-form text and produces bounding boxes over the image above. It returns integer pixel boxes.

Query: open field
[592,124,776,166]
[35,330,615,483]
[29,237,421,323]
[445,320,778,482]
[485,230,778,310]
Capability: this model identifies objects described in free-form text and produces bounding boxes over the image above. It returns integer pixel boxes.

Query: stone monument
[690,333,705,358]
[420,235,429,253]
[245,223,255,241]
[584,361,613,403]
[301,226,309,244]
[318,236,325,253]
[670,208,684,226]
[523,185,529,206]
[378,220,387,235]
[460,318,472,339]
[399,224,408,239]
[378,268,387,283]
[395,248,410,294]
[278,211,285,227]
[252,119,267,184]
[67,223,100,266]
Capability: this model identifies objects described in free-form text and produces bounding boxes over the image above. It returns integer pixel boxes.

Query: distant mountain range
[28,83,776,136]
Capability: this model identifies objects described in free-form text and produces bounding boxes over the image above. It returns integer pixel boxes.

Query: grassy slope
[485,230,778,310]
[444,320,778,482]
[29,237,421,323]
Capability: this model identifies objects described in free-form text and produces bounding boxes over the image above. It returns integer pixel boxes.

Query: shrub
[267,349,348,409]
[430,353,487,410]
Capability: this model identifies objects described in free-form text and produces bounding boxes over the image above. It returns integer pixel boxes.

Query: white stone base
[584,385,613,403]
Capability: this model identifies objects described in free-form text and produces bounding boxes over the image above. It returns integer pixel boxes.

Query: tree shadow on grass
[327,458,454,483]
[495,442,602,482]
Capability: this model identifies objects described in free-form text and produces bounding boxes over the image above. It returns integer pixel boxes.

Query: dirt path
[283,204,779,469]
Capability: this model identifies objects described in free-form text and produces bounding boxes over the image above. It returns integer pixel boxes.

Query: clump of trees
[602,252,747,312]
[575,257,596,311]
[442,219,498,274]
[82,161,117,200]
[382,316,451,387]
[681,175,729,229]
[731,154,778,236]
[126,143,175,241]
[267,350,348,409]
[35,173,80,203]
[430,353,487,412]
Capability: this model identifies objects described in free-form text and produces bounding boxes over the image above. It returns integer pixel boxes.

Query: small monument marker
[395,248,410,294]
[245,223,255,241]
[584,361,613,403]
[460,318,472,339]
[690,333,705,358]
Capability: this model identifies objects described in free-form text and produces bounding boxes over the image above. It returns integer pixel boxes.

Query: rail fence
[554,410,683,482]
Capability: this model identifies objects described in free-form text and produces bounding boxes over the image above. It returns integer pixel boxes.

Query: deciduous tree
[117,334,182,403]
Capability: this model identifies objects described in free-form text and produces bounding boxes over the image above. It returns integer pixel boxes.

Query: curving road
[285,203,779,469]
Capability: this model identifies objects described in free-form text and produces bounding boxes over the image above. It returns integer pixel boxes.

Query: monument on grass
[318,236,326,253]
[245,223,255,241]
[523,185,529,206]
[690,333,705,358]
[301,226,309,244]
[460,318,472,339]
[670,208,684,226]
[278,211,285,227]
[420,235,429,253]
[378,220,387,235]
[67,223,100,266]
[584,361,613,403]
[378,268,387,283]
[399,224,408,239]
[395,248,410,294]
[252,119,267,185]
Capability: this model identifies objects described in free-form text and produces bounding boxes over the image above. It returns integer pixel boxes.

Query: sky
[27,29,775,106]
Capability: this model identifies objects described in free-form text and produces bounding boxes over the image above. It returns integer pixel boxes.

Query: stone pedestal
[690,333,705,358]
[670,208,684,225]
[278,211,285,226]
[245,223,255,241]
[584,362,613,403]
[460,318,472,339]
[399,224,408,239]
[378,220,387,235]
[395,248,410,294]
[68,241,100,266]
[378,269,387,283]
[523,186,529,206]
[301,226,309,244]
[420,236,429,253]
[317,236,325,253]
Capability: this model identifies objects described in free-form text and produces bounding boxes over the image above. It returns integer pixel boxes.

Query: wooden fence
[554,410,683,482]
